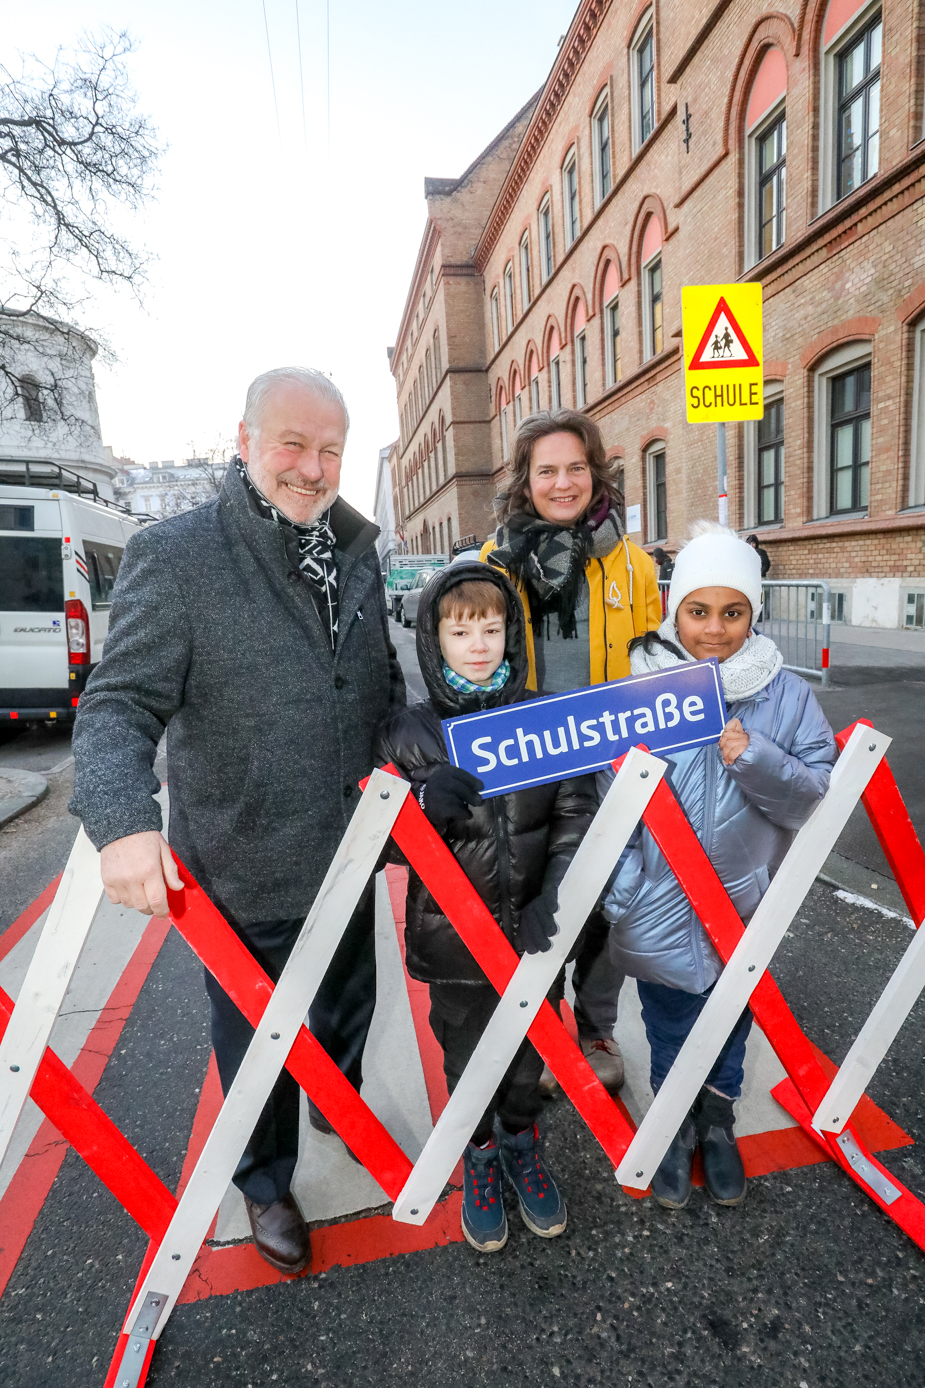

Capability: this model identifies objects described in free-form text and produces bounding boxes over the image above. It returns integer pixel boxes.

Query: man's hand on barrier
[418,764,484,834]
[100,830,183,919]
[719,717,750,766]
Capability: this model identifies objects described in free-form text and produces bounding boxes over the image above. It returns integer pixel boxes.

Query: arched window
[433,328,441,379]
[819,1,882,212]
[548,326,562,410]
[562,147,579,248]
[641,218,663,360]
[592,89,612,206]
[745,48,788,268]
[528,352,541,413]
[498,385,510,461]
[418,366,425,413]
[573,301,588,407]
[425,349,433,397]
[20,375,43,423]
[631,11,656,152]
[413,380,420,421]
[603,261,621,387]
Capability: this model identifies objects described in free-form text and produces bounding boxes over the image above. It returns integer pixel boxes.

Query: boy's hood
[414,562,530,717]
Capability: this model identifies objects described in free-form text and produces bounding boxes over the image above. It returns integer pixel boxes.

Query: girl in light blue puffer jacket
[599,523,836,1212]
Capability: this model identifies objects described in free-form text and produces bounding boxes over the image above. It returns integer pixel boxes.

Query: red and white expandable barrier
[1,723,925,1388]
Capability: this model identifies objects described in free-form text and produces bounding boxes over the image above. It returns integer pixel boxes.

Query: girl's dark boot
[695,1088,746,1206]
[650,1110,696,1209]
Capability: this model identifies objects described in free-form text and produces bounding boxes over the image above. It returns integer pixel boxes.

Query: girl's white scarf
[630,618,783,703]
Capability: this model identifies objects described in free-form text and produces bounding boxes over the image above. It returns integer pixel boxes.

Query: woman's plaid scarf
[488,501,623,639]
[236,458,339,648]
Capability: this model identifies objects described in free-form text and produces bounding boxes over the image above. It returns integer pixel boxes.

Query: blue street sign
[443,660,727,797]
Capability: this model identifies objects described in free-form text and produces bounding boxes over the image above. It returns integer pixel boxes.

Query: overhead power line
[261,0,282,146]
[295,0,307,153]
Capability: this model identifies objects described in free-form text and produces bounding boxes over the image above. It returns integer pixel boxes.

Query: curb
[0,768,49,829]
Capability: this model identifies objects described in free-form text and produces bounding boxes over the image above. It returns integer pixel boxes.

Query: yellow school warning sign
[682,283,763,423]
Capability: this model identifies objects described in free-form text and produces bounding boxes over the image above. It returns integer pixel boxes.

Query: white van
[0,483,143,724]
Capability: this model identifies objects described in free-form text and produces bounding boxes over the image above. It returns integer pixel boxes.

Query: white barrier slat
[0,827,103,1165]
[813,917,925,1135]
[392,747,667,1226]
[616,723,891,1190]
[119,769,409,1344]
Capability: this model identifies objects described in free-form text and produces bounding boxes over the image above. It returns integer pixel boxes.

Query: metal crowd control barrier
[1,725,925,1386]
[656,577,832,686]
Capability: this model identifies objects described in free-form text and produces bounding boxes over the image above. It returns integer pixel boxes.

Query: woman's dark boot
[650,1110,696,1209]
[695,1088,746,1206]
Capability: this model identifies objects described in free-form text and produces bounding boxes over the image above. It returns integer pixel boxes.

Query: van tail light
[65,598,90,665]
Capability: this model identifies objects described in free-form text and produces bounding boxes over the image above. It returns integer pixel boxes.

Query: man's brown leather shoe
[243,1191,311,1274]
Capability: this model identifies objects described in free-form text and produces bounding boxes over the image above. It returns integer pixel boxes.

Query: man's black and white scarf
[236,458,339,648]
[488,499,623,639]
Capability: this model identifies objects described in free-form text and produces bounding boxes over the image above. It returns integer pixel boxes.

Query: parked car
[400,567,442,627]
[386,558,449,622]
[0,483,143,724]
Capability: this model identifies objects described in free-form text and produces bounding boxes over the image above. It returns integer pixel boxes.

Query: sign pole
[717,422,727,526]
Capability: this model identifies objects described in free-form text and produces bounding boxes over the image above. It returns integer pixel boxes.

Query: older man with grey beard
[70,367,405,1274]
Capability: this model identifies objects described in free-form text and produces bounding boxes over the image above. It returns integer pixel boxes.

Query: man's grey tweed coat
[70,462,406,924]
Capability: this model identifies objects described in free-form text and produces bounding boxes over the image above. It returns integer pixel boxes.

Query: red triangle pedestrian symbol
[690,296,760,370]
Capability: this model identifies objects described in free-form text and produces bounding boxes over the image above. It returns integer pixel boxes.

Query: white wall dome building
[0,312,115,501]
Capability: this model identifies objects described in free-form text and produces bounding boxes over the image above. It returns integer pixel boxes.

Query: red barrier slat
[167,863,414,1200]
[0,986,176,1242]
[835,720,925,927]
[382,778,637,1167]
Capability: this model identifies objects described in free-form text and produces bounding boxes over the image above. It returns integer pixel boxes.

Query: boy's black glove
[419,764,484,833]
[517,880,560,954]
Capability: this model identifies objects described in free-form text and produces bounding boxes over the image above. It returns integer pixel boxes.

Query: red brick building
[390,0,925,627]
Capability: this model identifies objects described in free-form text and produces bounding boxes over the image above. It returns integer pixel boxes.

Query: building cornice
[475,0,613,272]
[759,512,925,544]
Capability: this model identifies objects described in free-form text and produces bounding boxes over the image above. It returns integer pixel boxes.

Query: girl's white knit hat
[666,523,762,624]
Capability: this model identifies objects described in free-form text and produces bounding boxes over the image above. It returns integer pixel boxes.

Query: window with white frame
[536,197,550,283]
[605,295,621,387]
[550,354,561,410]
[632,16,656,152]
[520,233,532,310]
[425,349,433,397]
[745,386,786,527]
[539,196,553,282]
[830,362,871,512]
[811,342,872,517]
[910,320,925,508]
[504,262,515,333]
[646,445,668,542]
[819,6,881,213]
[562,149,579,248]
[530,375,541,413]
[433,329,441,379]
[500,402,509,460]
[837,14,881,200]
[756,109,786,261]
[491,290,501,352]
[574,330,588,407]
[644,255,663,360]
[514,390,523,426]
[592,91,612,205]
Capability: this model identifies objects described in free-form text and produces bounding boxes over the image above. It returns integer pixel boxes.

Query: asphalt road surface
[1,648,925,1387]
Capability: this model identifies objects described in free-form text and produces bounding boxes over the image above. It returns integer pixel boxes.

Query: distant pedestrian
[70,366,405,1276]
[376,565,597,1252]
[481,410,661,1099]
[746,533,771,577]
[652,546,675,582]
[600,523,836,1211]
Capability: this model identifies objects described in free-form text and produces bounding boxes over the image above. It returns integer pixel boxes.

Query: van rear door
[0,497,68,714]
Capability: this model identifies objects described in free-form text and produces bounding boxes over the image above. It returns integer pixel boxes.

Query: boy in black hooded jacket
[375,563,597,1253]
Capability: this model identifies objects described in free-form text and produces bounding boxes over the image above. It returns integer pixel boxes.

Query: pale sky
[6,1,574,513]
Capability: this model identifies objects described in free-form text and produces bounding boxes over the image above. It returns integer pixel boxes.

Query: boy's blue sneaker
[499,1124,567,1238]
[461,1138,508,1253]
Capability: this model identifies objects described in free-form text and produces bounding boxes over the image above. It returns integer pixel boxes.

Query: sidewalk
[829,621,925,670]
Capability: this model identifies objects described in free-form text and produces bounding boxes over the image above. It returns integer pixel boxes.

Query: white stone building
[113,459,222,518]
[374,442,400,573]
[0,313,116,500]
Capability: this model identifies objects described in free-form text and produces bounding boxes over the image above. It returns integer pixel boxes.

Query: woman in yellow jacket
[481,408,661,1094]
